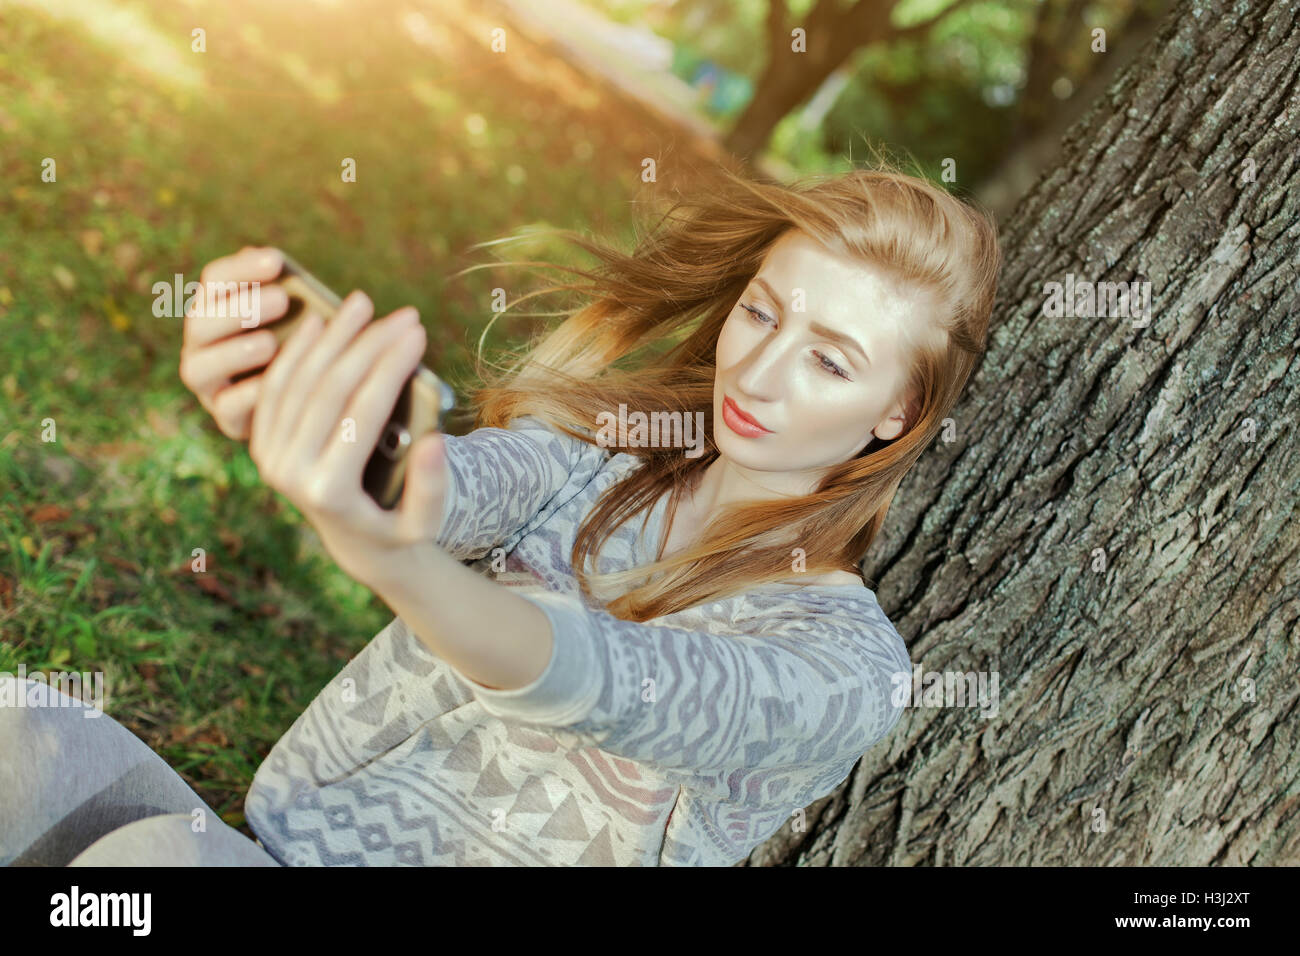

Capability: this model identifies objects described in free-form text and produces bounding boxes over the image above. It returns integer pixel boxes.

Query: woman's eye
[815,353,850,380]
[742,303,850,380]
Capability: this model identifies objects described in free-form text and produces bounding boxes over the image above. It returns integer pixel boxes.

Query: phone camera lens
[379,423,411,460]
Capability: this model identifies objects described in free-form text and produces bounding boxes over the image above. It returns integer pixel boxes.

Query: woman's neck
[658,460,864,588]
[689,455,823,521]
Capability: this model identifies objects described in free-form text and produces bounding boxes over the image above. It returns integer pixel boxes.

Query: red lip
[724,396,771,432]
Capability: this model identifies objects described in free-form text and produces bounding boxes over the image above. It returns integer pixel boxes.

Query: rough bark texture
[751,0,1300,866]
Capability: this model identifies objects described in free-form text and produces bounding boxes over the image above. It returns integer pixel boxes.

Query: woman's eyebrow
[751,275,871,366]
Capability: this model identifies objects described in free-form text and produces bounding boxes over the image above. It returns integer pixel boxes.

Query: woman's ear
[873,385,919,442]
[872,402,908,442]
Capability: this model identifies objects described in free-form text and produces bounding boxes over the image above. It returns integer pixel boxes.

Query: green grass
[0,0,700,835]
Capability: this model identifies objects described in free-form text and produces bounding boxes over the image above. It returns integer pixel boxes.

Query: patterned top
[244,416,911,866]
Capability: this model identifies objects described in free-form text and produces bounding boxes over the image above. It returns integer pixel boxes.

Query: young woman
[0,164,999,866]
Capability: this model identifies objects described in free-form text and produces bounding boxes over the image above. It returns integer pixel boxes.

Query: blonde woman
[0,164,999,866]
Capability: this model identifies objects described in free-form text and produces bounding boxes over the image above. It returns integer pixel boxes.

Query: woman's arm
[435,415,610,561]
[375,541,912,784]
[379,541,555,690]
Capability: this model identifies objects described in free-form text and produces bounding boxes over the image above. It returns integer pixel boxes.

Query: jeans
[0,677,281,866]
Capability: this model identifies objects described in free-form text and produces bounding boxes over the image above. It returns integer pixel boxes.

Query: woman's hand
[247,288,449,593]
[179,246,293,440]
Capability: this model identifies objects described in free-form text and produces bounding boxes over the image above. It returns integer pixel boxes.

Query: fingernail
[345,291,371,316]
[244,333,272,354]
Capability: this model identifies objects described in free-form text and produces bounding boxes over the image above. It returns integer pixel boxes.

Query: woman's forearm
[369,542,555,691]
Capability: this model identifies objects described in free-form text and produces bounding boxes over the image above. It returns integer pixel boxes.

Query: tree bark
[751,0,1300,866]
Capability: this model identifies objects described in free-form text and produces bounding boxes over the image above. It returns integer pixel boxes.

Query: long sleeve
[447,587,911,790]
[435,415,611,562]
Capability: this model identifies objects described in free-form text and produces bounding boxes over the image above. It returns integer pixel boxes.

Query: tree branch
[890,0,981,43]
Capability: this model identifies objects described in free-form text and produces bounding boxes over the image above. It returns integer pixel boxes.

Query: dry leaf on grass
[29,504,70,524]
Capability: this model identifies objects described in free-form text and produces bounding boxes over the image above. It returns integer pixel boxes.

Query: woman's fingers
[181,329,279,403]
[179,246,292,443]
[184,248,288,349]
[291,306,421,468]
[318,314,425,476]
[209,373,264,441]
[262,291,377,456]
[287,307,422,465]
[249,309,326,471]
[183,282,289,350]
[200,246,283,287]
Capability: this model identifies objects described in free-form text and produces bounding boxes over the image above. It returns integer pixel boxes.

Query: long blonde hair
[455,162,1000,622]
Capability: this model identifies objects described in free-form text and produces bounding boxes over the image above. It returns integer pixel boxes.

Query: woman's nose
[735,341,789,397]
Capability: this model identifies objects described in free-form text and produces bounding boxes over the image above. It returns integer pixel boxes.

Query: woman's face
[713,229,937,490]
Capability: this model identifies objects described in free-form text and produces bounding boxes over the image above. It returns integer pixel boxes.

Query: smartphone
[230,251,456,510]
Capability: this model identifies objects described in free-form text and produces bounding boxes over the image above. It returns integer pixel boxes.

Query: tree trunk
[724,52,844,160]
[724,0,896,160]
[750,0,1300,866]
[725,0,833,160]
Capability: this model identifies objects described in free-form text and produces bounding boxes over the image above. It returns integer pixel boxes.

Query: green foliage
[598,0,1158,183]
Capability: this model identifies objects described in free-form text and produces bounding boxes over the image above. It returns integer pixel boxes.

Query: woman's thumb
[399,432,446,534]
